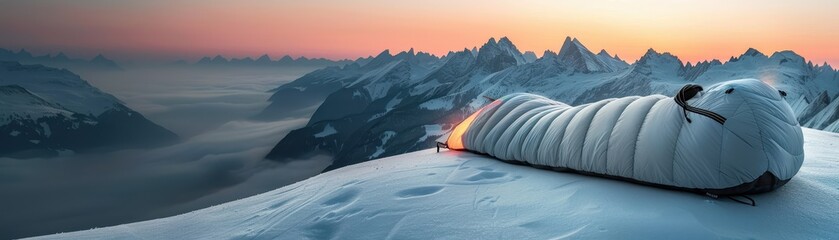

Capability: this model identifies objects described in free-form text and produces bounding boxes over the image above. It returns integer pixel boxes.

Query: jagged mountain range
[0,48,122,71]
[259,36,838,172]
[0,61,177,157]
[193,54,371,68]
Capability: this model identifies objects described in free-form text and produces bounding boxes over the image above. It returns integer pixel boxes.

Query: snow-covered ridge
[262,36,838,172]
[0,48,121,71]
[38,128,839,239]
[0,84,72,124]
[193,53,361,68]
[0,61,123,118]
[1,61,177,157]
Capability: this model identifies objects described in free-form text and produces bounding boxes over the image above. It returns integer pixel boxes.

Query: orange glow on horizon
[0,1,835,65]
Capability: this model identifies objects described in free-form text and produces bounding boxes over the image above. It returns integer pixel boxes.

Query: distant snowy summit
[259,36,838,172]
[0,61,177,158]
[0,48,122,71]
[556,36,628,73]
[191,54,368,68]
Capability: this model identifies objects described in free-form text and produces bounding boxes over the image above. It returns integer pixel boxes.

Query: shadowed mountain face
[0,61,177,157]
[261,36,838,171]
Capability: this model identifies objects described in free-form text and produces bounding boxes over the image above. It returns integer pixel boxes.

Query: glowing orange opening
[446,100,501,150]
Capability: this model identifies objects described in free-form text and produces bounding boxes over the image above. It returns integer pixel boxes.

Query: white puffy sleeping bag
[438,79,804,195]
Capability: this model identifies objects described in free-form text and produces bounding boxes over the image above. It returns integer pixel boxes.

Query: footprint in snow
[445,167,516,185]
[322,188,360,207]
[395,186,445,199]
[466,171,507,181]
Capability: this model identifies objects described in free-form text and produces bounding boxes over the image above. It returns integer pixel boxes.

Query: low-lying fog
[0,66,330,239]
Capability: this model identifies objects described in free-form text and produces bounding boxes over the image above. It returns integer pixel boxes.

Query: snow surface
[38,128,839,239]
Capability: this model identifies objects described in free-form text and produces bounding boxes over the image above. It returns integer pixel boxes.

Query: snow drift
[439,79,804,195]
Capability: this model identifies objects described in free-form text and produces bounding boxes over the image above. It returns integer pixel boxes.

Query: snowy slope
[804,96,839,129]
[38,128,839,239]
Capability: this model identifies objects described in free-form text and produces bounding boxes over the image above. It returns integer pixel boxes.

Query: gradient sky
[1,0,836,65]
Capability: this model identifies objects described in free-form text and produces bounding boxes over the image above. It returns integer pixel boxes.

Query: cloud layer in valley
[0,66,329,239]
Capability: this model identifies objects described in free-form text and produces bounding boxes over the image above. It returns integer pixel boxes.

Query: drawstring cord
[727,195,756,206]
[674,84,726,125]
[706,192,756,206]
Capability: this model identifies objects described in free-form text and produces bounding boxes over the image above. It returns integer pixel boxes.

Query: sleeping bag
[437,79,804,196]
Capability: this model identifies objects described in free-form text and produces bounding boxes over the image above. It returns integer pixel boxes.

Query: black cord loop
[674,84,726,125]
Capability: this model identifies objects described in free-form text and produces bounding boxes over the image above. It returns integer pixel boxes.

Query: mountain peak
[597,49,610,57]
[197,56,212,64]
[556,37,622,72]
[635,48,684,70]
[279,55,294,61]
[819,62,834,72]
[558,37,593,57]
[522,51,538,63]
[640,48,679,60]
[376,50,392,58]
[256,54,271,62]
[495,37,520,51]
[89,54,120,69]
[17,49,32,57]
[743,48,765,57]
[770,50,805,63]
[54,52,69,61]
[92,54,110,61]
[361,49,398,68]
[211,55,227,62]
[394,48,416,58]
[563,36,574,44]
[475,36,525,70]
[498,36,514,46]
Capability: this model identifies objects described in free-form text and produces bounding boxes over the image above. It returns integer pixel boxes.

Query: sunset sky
[1,0,836,65]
